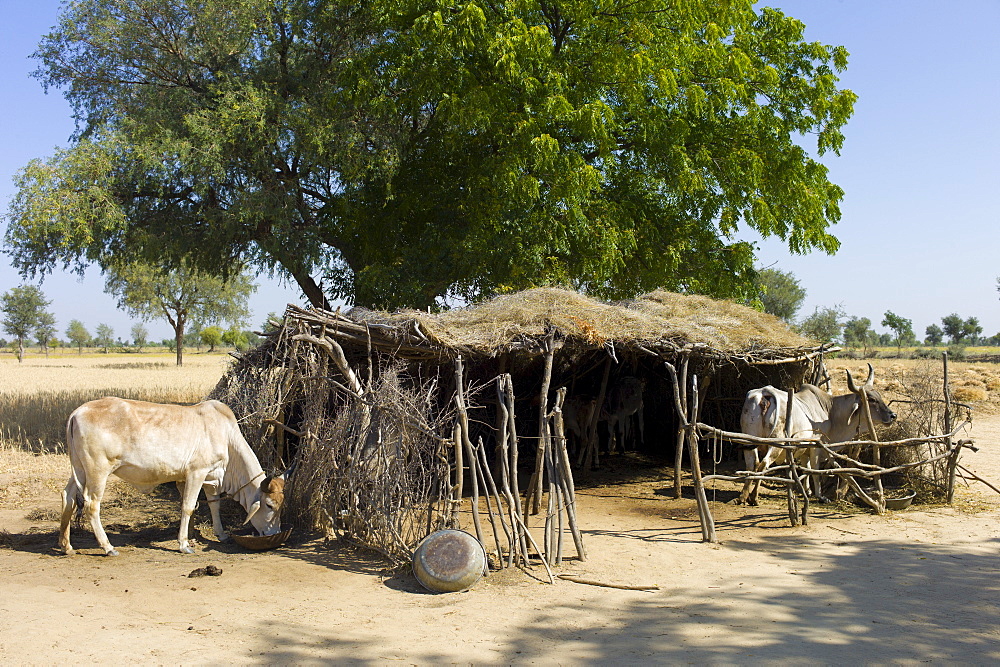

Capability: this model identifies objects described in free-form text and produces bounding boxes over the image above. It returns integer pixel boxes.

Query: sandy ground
[2,415,998,664]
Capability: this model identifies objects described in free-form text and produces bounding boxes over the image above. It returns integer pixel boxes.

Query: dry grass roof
[331,287,816,360]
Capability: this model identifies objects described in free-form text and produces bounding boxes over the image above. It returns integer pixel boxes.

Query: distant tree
[34,310,58,357]
[755,268,806,323]
[200,326,223,353]
[843,316,876,354]
[798,305,845,344]
[104,262,254,366]
[130,322,148,352]
[925,324,944,347]
[941,314,966,343]
[0,285,51,362]
[94,323,114,353]
[881,311,914,355]
[222,326,250,352]
[941,313,982,344]
[964,317,983,344]
[66,319,90,353]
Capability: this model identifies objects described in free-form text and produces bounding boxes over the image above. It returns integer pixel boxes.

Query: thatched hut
[212,287,828,564]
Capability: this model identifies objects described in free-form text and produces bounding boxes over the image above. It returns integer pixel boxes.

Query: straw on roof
[355,287,813,357]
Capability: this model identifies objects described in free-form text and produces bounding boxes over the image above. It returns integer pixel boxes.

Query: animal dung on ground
[187,565,223,578]
[412,529,487,593]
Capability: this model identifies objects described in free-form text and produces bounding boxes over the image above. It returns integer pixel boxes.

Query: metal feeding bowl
[412,529,487,593]
[884,489,917,511]
[231,523,293,551]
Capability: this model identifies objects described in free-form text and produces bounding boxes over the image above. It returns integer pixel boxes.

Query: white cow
[59,397,285,556]
[737,364,896,505]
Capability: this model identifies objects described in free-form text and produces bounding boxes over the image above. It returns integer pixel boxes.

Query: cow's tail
[64,413,85,520]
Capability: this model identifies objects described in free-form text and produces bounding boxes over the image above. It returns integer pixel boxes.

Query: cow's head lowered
[845,363,897,432]
[244,474,286,536]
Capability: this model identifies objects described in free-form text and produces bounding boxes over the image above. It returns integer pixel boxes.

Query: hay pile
[362,287,813,358]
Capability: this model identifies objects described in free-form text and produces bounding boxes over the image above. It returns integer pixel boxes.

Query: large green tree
[106,262,254,365]
[0,285,51,362]
[4,0,854,310]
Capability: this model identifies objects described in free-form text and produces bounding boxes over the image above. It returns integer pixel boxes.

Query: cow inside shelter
[212,287,829,562]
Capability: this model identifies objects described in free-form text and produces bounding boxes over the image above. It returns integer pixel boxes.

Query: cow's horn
[243,500,262,525]
[846,369,858,393]
[865,362,875,390]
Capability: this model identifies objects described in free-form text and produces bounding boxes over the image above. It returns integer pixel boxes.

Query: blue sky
[1,1,998,342]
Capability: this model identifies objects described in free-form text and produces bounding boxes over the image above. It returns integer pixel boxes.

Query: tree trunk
[174,323,184,366]
[289,268,330,310]
[17,338,23,363]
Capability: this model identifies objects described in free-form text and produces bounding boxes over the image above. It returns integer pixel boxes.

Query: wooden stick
[528,332,556,514]
[553,389,587,561]
[454,358,483,543]
[687,375,716,543]
[495,377,518,568]
[503,375,529,565]
[557,575,659,591]
[673,353,689,498]
[476,436,512,568]
[956,464,1000,496]
[452,422,463,529]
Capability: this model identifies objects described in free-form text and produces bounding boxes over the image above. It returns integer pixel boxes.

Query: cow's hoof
[63,548,75,556]
[216,532,230,543]
[105,549,119,557]
[180,546,195,554]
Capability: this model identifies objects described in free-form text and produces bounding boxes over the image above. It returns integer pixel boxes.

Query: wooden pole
[454,357,483,542]
[528,333,557,514]
[944,352,961,503]
[503,375,529,563]
[673,353,690,499]
[553,388,587,561]
[857,385,885,514]
[452,422,463,529]
[687,375,717,543]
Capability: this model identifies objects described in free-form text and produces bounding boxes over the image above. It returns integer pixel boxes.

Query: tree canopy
[106,261,254,365]
[0,285,52,362]
[5,0,855,310]
[755,268,806,323]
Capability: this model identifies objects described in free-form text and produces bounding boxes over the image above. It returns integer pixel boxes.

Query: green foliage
[1,285,51,362]
[222,326,250,352]
[5,0,855,310]
[94,323,114,353]
[797,304,845,344]
[755,268,806,322]
[66,319,90,353]
[104,261,254,365]
[881,310,914,354]
[130,322,148,351]
[34,310,58,354]
[843,316,876,352]
[941,313,982,344]
[924,323,944,346]
[200,325,224,353]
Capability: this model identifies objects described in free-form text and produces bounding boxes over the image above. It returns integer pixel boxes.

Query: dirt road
[2,416,998,663]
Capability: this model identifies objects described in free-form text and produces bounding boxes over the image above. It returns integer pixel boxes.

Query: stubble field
[1,354,999,663]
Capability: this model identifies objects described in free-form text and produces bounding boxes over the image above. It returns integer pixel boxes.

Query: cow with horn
[59,397,286,556]
[737,363,896,505]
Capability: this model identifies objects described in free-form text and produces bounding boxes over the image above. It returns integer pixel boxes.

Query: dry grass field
[2,355,1000,662]
[0,352,229,453]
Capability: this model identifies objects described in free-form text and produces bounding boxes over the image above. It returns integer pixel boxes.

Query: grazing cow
[59,398,285,556]
[737,364,896,505]
[603,376,646,453]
